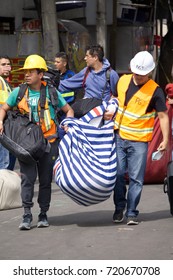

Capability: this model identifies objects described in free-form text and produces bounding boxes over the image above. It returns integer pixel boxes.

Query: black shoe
[127,216,139,225]
[19,214,32,230]
[37,212,49,228]
[113,209,124,223]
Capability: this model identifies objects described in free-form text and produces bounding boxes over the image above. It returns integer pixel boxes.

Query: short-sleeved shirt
[7,86,67,123]
[114,78,167,113]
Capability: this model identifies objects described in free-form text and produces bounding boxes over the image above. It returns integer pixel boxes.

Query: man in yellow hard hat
[0,54,74,230]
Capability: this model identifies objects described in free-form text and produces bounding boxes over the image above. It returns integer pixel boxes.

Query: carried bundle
[53,99,118,206]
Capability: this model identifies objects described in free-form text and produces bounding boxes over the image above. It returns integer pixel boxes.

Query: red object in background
[9,58,25,88]
[144,102,173,184]
[154,35,162,46]
[165,83,173,98]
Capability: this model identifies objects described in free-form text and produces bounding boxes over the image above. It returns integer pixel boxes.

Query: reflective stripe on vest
[61,91,75,103]
[114,74,158,142]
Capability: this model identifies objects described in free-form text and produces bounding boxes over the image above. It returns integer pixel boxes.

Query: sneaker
[112,210,124,223]
[19,214,32,230]
[127,216,139,225]
[37,212,49,228]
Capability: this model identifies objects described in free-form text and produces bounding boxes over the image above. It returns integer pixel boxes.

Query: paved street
[0,168,173,260]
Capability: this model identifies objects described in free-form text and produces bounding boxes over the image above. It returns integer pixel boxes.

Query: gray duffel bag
[0,169,22,210]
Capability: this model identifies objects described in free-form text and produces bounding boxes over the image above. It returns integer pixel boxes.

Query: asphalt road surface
[0,177,173,260]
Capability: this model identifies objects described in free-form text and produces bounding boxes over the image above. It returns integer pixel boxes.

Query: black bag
[71,67,111,118]
[0,111,49,164]
[163,161,173,215]
[71,98,102,118]
[43,66,60,88]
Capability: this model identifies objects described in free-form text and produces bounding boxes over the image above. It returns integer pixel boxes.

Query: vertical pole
[110,0,117,69]
[41,0,60,65]
[96,0,107,55]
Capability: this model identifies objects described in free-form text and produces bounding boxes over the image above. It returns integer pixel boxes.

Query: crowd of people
[0,46,169,230]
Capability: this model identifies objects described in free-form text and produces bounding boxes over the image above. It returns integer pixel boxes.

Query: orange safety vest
[17,82,57,143]
[114,74,158,142]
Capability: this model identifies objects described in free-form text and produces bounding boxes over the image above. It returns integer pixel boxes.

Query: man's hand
[62,125,69,133]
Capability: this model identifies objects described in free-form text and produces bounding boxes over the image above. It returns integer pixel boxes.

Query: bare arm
[0,103,11,135]
[60,103,74,133]
[157,111,169,151]
[61,103,74,118]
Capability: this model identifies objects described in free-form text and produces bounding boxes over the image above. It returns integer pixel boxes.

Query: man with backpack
[58,45,119,117]
[0,54,74,230]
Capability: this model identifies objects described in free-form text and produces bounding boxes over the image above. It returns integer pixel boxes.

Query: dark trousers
[19,139,59,213]
[7,153,16,170]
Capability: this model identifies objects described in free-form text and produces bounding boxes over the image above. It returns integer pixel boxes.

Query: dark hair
[55,52,69,62]
[0,55,11,63]
[85,45,104,62]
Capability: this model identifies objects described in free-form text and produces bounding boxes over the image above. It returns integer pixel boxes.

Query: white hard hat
[130,51,155,75]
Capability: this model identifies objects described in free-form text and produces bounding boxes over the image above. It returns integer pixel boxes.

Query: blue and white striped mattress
[53,100,118,206]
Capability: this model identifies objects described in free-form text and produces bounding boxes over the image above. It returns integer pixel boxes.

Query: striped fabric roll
[53,99,118,206]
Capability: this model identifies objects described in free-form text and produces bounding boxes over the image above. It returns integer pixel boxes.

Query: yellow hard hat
[18,54,48,71]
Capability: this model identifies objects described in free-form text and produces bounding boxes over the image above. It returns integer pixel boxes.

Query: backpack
[43,66,60,88]
[17,82,59,127]
[82,66,111,90]
[43,67,75,104]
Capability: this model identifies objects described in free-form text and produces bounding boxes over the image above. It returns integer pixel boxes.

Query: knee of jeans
[21,173,36,185]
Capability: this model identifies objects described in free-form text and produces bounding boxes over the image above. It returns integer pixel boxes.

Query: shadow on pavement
[48,209,172,228]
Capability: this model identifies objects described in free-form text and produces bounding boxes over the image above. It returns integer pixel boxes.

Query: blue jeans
[0,143,9,169]
[114,134,148,217]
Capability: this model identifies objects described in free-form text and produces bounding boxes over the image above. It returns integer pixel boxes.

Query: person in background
[54,52,75,139]
[104,51,169,225]
[54,52,75,81]
[0,55,16,170]
[54,51,75,104]
[0,54,74,230]
[58,45,119,103]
